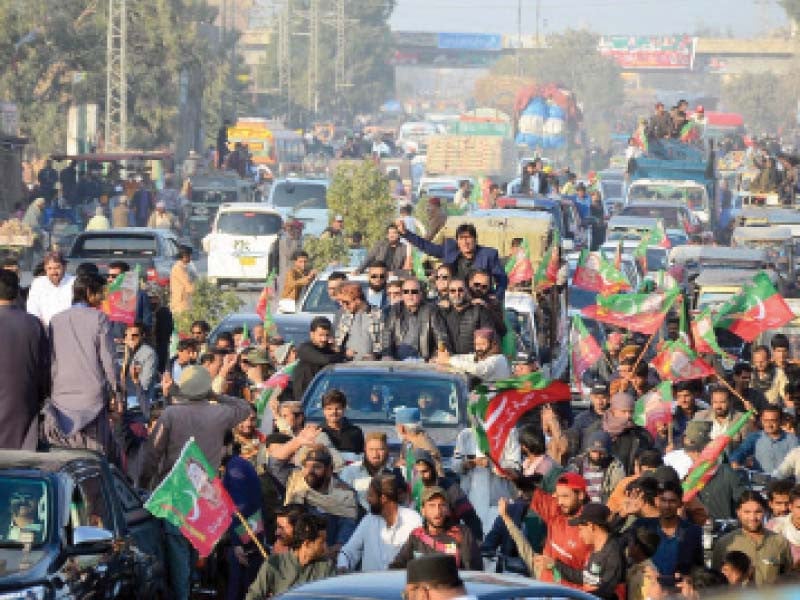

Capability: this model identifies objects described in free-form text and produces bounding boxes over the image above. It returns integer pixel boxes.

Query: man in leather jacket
[382,277,448,360]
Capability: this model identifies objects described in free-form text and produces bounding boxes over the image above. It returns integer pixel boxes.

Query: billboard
[437,33,502,51]
[599,35,696,70]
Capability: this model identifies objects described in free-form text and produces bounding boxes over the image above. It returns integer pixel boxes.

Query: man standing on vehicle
[293,317,345,400]
[382,277,448,361]
[357,225,407,275]
[27,251,75,326]
[396,220,507,302]
[333,282,382,361]
[281,250,317,303]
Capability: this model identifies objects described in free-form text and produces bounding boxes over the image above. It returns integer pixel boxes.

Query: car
[66,227,182,287]
[599,240,665,283]
[275,570,599,599]
[203,203,283,287]
[301,362,470,468]
[0,448,166,599]
[265,178,329,238]
[619,201,700,237]
[208,311,311,347]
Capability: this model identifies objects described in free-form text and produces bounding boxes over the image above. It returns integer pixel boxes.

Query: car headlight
[0,585,48,600]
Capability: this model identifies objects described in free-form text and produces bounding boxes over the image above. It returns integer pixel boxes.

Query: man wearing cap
[27,251,75,326]
[340,432,405,511]
[333,282,383,361]
[412,448,483,541]
[585,391,653,475]
[404,554,475,600]
[567,383,610,456]
[284,444,359,553]
[321,215,344,239]
[147,200,177,230]
[337,474,421,572]
[567,430,625,504]
[143,364,251,600]
[390,485,482,570]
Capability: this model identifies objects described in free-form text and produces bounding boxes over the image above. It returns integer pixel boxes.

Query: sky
[390,0,789,37]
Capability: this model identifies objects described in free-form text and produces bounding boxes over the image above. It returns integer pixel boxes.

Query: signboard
[599,35,696,70]
[0,102,18,136]
[437,33,502,51]
[67,104,98,155]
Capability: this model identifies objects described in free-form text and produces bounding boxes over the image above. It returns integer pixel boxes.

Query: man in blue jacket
[396,220,508,301]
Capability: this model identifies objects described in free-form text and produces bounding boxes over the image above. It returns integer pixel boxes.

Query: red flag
[573,250,631,295]
[714,272,794,342]
[570,316,603,384]
[652,340,716,382]
[582,289,678,335]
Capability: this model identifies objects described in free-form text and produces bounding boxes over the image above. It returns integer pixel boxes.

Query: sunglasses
[471,283,490,290]
[402,289,420,295]
[369,273,387,280]
[435,274,450,280]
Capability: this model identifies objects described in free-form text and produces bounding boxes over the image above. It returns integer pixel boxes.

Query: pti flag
[691,309,729,357]
[570,316,603,383]
[714,271,795,342]
[572,250,631,295]
[103,265,140,325]
[255,361,298,431]
[505,239,534,286]
[652,340,716,382]
[145,438,235,557]
[469,372,570,465]
[582,288,678,335]
[255,270,278,334]
[533,229,561,291]
[633,381,673,437]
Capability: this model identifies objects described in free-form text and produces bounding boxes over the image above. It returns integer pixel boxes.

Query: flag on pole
[255,270,278,335]
[533,230,561,291]
[405,444,425,510]
[691,309,729,357]
[145,438,235,557]
[505,239,534,286]
[614,239,623,271]
[582,288,679,335]
[679,120,700,143]
[254,361,298,428]
[239,322,251,350]
[570,316,603,386]
[103,265,141,325]
[572,250,631,295]
[652,340,716,382]
[633,226,670,272]
[411,247,427,281]
[633,381,673,437]
[714,271,795,342]
[683,410,754,502]
[468,372,571,465]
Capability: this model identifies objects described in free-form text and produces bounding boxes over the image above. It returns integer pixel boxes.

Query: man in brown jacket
[170,246,195,314]
[281,250,316,302]
[112,197,131,228]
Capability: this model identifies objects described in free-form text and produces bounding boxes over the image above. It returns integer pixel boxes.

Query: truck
[513,83,582,154]
[424,135,519,182]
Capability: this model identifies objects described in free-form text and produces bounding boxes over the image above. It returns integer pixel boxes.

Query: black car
[276,570,600,599]
[0,449,166,599]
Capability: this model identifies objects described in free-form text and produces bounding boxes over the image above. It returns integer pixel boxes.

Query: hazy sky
[390,0,788,37]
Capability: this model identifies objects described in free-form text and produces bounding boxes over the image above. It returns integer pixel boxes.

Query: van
[266,178,329,237]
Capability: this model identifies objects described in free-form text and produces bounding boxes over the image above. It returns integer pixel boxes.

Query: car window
[71,474,112,532]
[216,211,283,236]
[270,183,327,209]
[111,472,142,513]
[73,234,157,257]
[191,189,238,205]
[301,280,368,313]
[0,477,49,546]
[305,373,461,426]
[621,206,679,228]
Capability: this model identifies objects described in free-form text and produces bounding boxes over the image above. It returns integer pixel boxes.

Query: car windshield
[305,372,461,426]
[697,291,736,312]
[191,189,238,205]
[216,212,283,236]
[271,182,327,209]
[628,184,708,211]
[620,206,680,228]
[0,477,49,547]
[72,234,157,257]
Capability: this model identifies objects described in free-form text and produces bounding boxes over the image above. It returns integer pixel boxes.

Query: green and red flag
[683,410,754,502]
[633,227,670,272]
[679,120,700,143]
[255,270,278,335]
[505,239,534,286]
[468,372,570,466]
[652,340,716,382]
[582,288,679,335]
[405,444,425,510]
[103,265,141,324]
[691,308,729,357]
[714,271,795,342]
[533,229,561,291]
[411,247,427,281]
[239,322,251,350]
[255,361,298,427]
[633,121,649,154]
[145,438,235,557]
[570,315,603,386]
[633,381,673,437]
[573,250,631,295]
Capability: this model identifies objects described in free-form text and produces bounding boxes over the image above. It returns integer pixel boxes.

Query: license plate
[239,256,256,266]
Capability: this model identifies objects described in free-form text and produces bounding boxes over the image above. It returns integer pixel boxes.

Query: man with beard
[437,328,511,383]
[293,317,345,400]
[567,431,625,504]
[364,260,389,310]
[751,345,783,405]
[26,251,75,325]
[767,485,800,564]
[284,445,359,554]
[467,269,506,336]
[340,432,405,510]
[692,385,750,451]
[712,491,792,586]
[438,278,495,355]
[731,361,768,413]
[357,227,407,276]
[272,504,307,554]
[382,277,449,360]
[567,383,610,456]
[585,392,654,475]
[412,449,483,541]
[337,474,422,572]
[389,486,483,570]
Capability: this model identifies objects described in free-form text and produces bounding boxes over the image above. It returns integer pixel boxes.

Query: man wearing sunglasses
[438,278,495,355]
[365,260,389,309]
[382,277,449,361]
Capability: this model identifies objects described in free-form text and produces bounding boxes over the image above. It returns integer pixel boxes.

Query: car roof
[0,448,104,472]
[273,177,329,186]
[217,203,282,215]
[670,245,768,263]
[468,209,552,222]
[607,216,663,228]
[317,360,469,382]
[75,227,176,238]
[694,269,766,287]
[732,226,793,241]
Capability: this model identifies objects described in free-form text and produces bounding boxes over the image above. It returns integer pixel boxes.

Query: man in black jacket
[438,278,495,355]
[293,317,345,400]
[382,277,448,360]
[356,226,407,275]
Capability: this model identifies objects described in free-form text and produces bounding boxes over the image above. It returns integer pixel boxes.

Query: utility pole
[335,0,345,90]
[105,0,127,150]
[308,0,320,115]
[278,0,291,120]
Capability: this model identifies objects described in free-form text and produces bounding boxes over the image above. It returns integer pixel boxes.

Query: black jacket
[382,302,448,360]
[357,239,407,274]
[630,517,704,577]
[439,303,495,355]
[584,420,654,475]
[292,342,345,401]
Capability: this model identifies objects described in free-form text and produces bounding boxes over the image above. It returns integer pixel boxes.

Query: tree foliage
[303,234,350,271]
[721,71,796,134]
[489,30,624,142]
[174,276,243,334]
[780,0,800,22]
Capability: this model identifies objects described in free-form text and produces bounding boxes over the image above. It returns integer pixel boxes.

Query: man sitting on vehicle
[382,277,449,361]
[436,328,511,384]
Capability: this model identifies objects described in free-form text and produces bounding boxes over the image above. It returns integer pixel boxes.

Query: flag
[233,509,264,545]
[691,309,729,357]
[683,410,754,502]
[239,322,251,350]
[255,270,278,334]
[652,340,716,382]
[145,438,235,557]
[505,239,534,286]
[533,229,561,291]
[714,271,795,342]
[169,326,180,357]
[254,361,298,422]
[633,121,649,154]
[103,265,140,325]
[501,312,518,359]
[411,247,427,280]
[680,120,700,143]
[570,315,603,385]
[572,250,631,295]
[469,372,571,465]
[582,288,678,335]
[633,381,673,437]
[405,444,425,510]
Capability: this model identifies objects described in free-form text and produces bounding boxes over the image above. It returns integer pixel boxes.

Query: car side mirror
[72,525,113,548]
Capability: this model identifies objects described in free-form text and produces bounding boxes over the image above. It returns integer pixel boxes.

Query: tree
[174,277,243,334]
[489,30,624,142]
[721,72,795,134]
[780,0,800,22]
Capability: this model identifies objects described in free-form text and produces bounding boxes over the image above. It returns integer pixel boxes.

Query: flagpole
[630,329,658,376]
[715,376,754,415]
[235,511,268,559]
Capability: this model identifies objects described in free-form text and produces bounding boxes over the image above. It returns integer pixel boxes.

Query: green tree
[490,30,624,142]
[780,0,800,21]
[721,72,795,134]
[174,277,243,334]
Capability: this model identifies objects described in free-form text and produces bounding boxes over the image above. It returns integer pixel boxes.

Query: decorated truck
[513,83,582,151]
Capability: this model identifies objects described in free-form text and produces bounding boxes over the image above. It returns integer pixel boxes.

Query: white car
[203,203,282,286]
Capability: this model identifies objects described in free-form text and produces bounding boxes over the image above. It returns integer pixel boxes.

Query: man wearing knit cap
[404,554,474,600]
[567,430,625,504]
[587,391,654,475]
[437,328,511,383]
